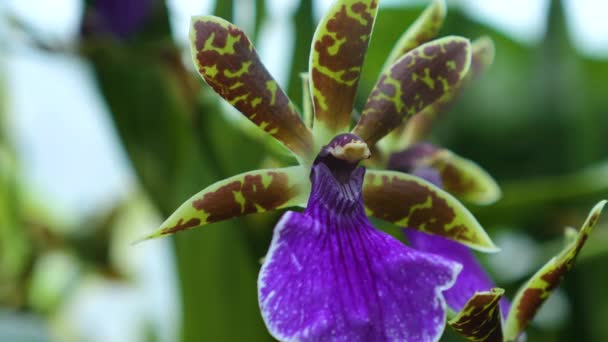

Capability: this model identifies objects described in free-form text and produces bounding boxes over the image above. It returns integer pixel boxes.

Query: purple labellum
[258,135,461,341]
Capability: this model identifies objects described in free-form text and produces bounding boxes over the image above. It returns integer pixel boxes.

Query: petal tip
[131,231,164,245]
[476,240,501,254]
[433,0,447,17]
[595,199,607,211]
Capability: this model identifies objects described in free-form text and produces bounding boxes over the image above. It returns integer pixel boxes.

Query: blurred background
[0,0,607,341]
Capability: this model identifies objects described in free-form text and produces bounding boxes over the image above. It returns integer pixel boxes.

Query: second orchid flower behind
[139,0,605,341]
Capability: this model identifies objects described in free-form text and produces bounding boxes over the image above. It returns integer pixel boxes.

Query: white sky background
[1,0,607,341]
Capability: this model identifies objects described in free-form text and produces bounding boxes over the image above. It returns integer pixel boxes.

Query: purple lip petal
[258,162,461,341]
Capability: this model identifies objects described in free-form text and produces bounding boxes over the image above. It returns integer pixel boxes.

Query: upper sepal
[352,36,472,145]
[136,166,310,242]
[382,0,446,70]
[503,200,607,341]
[362,169,498,252]
[448,288,505,342]
[402,36,496,145]
[388,143,502,205]
[309,0,379,144]
[189,16,314,161]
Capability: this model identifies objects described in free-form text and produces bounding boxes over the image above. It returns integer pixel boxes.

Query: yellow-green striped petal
[504,200,607,341]
[137,166,310,242]
[401,36,495,145]
[449,288,505,342]
[190,16,314,161]
[382,0,446,71]
[362,169,498,252]
[353,36,472,146]
[309,0,379,145]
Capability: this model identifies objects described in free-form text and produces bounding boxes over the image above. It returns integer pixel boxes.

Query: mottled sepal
[388,143,501,205]
[449,288,505,342]
[382,0,446,70]
[137,167,309,241]
[363,170,498,252]
[504,200,607,341]
[309,0,378,143]
[402,36,495,145]
[353,36,472,145]
[189,16,314,160]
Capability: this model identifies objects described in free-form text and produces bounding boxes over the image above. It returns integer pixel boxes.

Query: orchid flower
[377,2,607,340]
[140,0,504,340]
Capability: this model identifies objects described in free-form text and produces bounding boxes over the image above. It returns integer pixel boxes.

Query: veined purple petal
[258,158,461,341]
[404,229,510,318]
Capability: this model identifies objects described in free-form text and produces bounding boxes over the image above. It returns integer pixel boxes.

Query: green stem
[486,160,608,211]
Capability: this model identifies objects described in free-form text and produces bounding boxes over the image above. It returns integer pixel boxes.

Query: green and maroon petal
[309,0,378,144]
[503,200,607,341]
[402,36,495,145]
[449,288,505,342]
[382,0,446,71]
[362,169,498,252]
[190,16,314,161]
[352,36,472,146]
[388,143,501,205]
[138,166,310,241]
